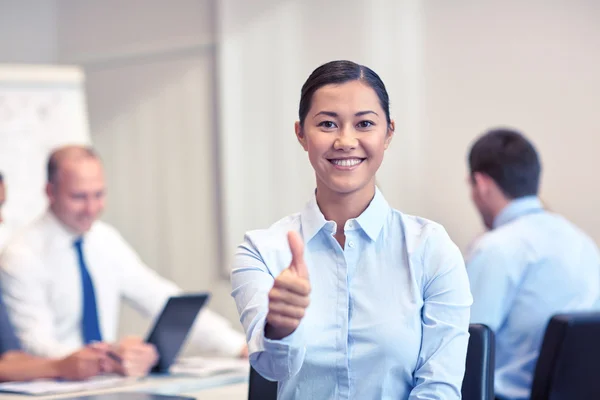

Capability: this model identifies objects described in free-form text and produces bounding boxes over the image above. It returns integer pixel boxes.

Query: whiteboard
[0,65,91,250]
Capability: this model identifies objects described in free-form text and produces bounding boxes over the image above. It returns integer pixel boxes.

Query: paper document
[0,375,134,395]
[68,393,194,400]
[170,357,249,377]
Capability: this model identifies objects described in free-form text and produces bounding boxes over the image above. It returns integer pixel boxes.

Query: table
[0,373,250,400]
[181,382,247,399]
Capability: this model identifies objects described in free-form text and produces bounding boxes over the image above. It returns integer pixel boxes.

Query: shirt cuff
[248,317,306,381]
[262,323,304,350]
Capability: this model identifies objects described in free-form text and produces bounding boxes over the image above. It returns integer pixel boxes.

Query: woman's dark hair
[298,60,391,126]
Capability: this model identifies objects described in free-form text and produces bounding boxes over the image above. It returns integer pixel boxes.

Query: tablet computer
[146,293,210,373]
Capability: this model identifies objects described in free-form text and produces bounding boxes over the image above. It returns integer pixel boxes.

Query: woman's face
[295,80,394,197]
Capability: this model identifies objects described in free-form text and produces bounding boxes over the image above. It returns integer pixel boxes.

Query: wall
[1,0,599,343]
[420,0,600,248]
[0,0,57,64]
[217,0,600,258]
[217,0,428,272]
[55,0,241,339]
[0,0,243,342]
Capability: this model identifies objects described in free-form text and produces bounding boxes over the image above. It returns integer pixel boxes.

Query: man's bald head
[46,145,106,234]
[47,145,100,185]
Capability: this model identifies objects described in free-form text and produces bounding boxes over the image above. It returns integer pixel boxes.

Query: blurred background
[0,0,599,339]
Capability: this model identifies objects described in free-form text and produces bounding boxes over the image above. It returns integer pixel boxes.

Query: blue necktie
[74,237,103,344]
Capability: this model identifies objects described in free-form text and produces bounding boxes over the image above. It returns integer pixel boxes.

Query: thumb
[287,231,308,279]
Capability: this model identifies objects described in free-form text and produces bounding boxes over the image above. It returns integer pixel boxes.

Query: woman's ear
[384,120,395,149]
[295,121,308,151]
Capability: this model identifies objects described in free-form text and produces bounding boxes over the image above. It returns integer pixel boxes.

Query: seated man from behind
[465,128,600,400]
[0,146,246,374]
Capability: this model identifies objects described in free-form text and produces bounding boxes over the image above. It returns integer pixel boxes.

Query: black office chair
[462,324,495,400]
[530,312,600,400]
[248,324,496,400]
[248,365,277,400]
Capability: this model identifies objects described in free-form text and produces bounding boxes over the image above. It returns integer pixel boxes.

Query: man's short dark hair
[468,128,541,199]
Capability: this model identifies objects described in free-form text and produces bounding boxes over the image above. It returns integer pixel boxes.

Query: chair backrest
[248,365,277,400]
[530,312,600,400]
[462,324,495,400]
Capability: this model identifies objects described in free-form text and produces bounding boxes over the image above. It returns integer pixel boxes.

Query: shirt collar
[493,195,543,229]
[300,187,390,243]
[43,209,87,248]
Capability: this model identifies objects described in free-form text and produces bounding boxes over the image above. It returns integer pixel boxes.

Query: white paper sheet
[0,375,133,395]
[169,357,249,378]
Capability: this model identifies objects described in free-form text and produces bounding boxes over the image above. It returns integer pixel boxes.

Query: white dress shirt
[0,210,245,358]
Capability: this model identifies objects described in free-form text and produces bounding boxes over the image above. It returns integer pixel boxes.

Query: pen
[107,350,123,365]
[90,341,123,365]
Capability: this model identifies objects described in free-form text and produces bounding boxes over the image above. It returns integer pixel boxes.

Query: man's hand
[238,344,249,359]
[55,346,106,381]
[102,336,158,377]
[265,231,311,340]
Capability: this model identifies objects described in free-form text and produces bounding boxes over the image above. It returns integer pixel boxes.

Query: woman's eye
[357,121,374,129]
[318,121,337,129]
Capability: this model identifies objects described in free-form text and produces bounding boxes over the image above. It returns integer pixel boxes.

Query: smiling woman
[230,60,472,400]
[295,77,393,248]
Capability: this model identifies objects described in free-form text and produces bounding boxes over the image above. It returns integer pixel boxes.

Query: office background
[0,0,599,341]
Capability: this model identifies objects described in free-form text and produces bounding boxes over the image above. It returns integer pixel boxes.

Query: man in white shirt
[0,146,247,375]
[0,170,147,380]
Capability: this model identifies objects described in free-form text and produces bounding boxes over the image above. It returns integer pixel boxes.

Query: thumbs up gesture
[265,231,311,340]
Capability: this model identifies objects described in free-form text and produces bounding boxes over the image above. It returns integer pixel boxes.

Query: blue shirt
[466,196,600,400]
[231,188,472,399]
[0,284,21,355]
